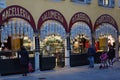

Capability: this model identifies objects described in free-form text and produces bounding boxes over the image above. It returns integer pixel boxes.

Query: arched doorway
[0,5,36,59]
[0,5,36,74]
[94,14,119,58]
[95,23,117,51]
[71,22,92,54]
[37,9,68,68]
[69,12,92,66]
[40,20,66,67]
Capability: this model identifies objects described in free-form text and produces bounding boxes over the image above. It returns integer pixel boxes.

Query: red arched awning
[69,12,92,32]
[0,5,36,32]
[37,9,68,32]
[94,14,118,32]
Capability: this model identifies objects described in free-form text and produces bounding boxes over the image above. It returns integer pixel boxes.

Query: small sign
[0,0,6,8]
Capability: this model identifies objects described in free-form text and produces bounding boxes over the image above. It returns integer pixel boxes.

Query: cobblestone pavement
[0,61,120,80]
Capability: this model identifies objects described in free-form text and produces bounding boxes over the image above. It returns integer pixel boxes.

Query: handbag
[28,62,33,72]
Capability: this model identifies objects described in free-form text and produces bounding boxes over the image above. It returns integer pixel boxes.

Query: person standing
[87,45,96,68]
[107,46,115,66]
[18,46,29,76]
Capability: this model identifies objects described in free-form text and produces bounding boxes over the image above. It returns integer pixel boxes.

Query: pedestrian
[107,46,115,66]
[87,45,96,68]
[18,46,29,76]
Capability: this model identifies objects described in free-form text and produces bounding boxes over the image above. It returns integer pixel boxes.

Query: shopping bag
[28,62,33,72]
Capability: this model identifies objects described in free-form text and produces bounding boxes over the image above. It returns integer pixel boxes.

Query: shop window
[48,0,65,2]
[98,0,115,8]
[119,0,120,8]
[95,23,117,52]
[70,22,92,54]
[71,0,91,4]
[40,21,65,56]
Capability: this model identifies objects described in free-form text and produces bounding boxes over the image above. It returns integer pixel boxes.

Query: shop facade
[69,12,93,66]
[94,14,119,57]
[0,0,120,75]
[0,5,36,75]
[37,9,69,68]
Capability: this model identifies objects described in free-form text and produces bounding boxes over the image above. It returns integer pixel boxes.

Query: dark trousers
[21,64,28,74]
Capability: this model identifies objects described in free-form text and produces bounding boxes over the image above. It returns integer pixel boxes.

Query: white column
[34,35,40,70]
[35,52,40,70]
[65,38,70,67]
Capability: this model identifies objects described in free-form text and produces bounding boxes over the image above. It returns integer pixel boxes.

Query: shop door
[40,20,66,67]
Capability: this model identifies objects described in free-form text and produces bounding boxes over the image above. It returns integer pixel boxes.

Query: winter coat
[18,49,29,65]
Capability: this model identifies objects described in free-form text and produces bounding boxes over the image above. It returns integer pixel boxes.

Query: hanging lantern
[52,21,55,33]
[11,21,15,35]
[4,24,8,40]
[23,23,28,36]
[8,21,12,36]
[47,23,50,35]
[43,23,48,37]
[16,20,20,36]
[54,22,57,34]
[20,21,24,38]
[27,25,31,40]
[29,28,34,41]
[51,22,54,34]
[1,26,5,43]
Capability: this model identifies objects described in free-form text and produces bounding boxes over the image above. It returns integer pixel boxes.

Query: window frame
[98,0,115,8]
[71,0,91,4]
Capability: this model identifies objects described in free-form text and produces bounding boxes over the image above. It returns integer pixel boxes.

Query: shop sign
[37,9,68,32]
[1,7,30,21]
[94,14,118,31]
[95,15,115,27]
[71,13,90,24]
[41,10,63,23]
[0,5,36,32]
[69,12,92,32]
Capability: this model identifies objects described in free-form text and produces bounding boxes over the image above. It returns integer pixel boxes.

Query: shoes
[22,74,27,76]
[89,66,94,68]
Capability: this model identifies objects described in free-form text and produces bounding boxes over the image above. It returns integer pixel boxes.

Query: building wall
[2,0,120,31]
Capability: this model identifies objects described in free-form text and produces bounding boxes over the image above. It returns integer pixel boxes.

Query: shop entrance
[95,23,117,52]
[40,20,66,68]
[70,22,92,54]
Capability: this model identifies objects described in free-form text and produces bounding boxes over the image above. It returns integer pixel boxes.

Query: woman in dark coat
[18,46,29,76]
[107,46,115,65]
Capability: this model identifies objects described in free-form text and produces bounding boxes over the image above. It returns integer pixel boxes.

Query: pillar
[65,33,70,67]
[35,31,40,70]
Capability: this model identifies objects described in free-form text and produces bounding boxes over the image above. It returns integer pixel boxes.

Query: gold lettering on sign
[2,7,30,21]
[42,11,63,23]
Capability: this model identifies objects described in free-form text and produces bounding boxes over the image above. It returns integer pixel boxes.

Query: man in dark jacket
[18,46,29,76]
[87,45,96,68]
